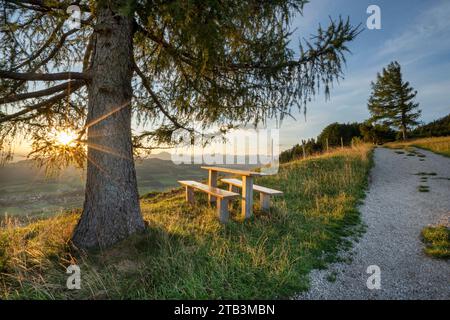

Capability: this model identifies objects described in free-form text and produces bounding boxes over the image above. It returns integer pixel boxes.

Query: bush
[351,136,364,147]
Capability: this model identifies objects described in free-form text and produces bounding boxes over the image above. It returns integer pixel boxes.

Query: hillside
[413,113,450,137]
[0,158,206,217]
[0,144,373,299]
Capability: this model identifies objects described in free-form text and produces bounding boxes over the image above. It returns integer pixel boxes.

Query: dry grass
[0,144,373,299]
[385,136,450,157]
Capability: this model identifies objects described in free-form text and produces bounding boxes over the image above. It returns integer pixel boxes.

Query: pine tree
[368,61,421,140]
[0,0,359,249]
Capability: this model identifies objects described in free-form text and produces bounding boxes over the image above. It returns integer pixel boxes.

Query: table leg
[208,170,218,204]
[241,176,253,219]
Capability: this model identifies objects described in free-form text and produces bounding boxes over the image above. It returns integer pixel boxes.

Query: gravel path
[297,147,450,300]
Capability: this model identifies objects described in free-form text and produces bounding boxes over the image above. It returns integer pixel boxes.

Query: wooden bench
[178,180,240,223]
[220,178,283,213]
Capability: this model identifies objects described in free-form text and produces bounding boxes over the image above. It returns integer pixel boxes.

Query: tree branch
[135,19,360,74]
[3,15,93,97]
[0,80,85,104]
[11,20,65,71]
[7,0,91,13]
[133,61,193,133]
[134,23,198,68]
[0,84,84,123]
[0,70,90,81]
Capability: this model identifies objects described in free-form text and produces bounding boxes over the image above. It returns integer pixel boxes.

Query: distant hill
[145,151,172,161]
[413,113,450,137]
[0,157,206,217]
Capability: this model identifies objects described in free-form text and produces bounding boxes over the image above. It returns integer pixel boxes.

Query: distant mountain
[145,151,172,161]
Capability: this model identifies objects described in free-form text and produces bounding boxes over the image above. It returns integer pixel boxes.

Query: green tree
[412,113,450,138]
[0,0,359,249]
[368,61,421,140]
[359,121,396,144]
[279,138,321,163]
[317,122,361,148]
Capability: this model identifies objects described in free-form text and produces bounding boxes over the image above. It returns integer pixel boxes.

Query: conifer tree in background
[368,61,421,140]
[0,0,359,249]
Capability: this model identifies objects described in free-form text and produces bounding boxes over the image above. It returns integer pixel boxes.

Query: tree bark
[72,5,145,249]
[401,110,407,140]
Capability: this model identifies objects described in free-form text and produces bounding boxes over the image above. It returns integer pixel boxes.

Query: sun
[55,130,77,146]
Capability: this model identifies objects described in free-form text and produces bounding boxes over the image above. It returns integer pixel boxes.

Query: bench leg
[228,184,239,193]
[208,170,218,205]
[241,176,253,219]
[185,186,194,204]
[260,193,271,213]
[217,198,229,223]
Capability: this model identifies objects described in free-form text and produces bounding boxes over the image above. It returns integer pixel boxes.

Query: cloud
[378,1,450,59]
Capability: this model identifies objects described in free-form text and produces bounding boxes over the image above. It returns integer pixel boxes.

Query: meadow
[385,136,450,157]
[0,144,373,299]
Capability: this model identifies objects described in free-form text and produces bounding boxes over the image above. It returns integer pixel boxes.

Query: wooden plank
[241,175,253,219]
[178,180,239,198]
[221,178,283,195]
[201,166,262,177]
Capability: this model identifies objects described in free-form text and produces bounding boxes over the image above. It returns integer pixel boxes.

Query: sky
[277,0,450,150]
[9,0,450,160]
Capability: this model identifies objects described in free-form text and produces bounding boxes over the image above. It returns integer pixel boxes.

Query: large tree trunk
[401,110,407,140]
[72,5,145,249]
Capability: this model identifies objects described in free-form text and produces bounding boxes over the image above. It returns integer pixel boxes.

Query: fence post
[341,137,344,149]
[326,138,329,153]
[302,141,306,159]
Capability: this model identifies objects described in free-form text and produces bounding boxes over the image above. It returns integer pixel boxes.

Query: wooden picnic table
[201,166,263,219]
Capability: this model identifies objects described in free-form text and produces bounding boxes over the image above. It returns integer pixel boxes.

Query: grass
[415,172,437,176]
[326,271,338,283]
[0,145,373,299]
[385,136,450,157]
[417,185,430,193]
[421,225,450,259]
